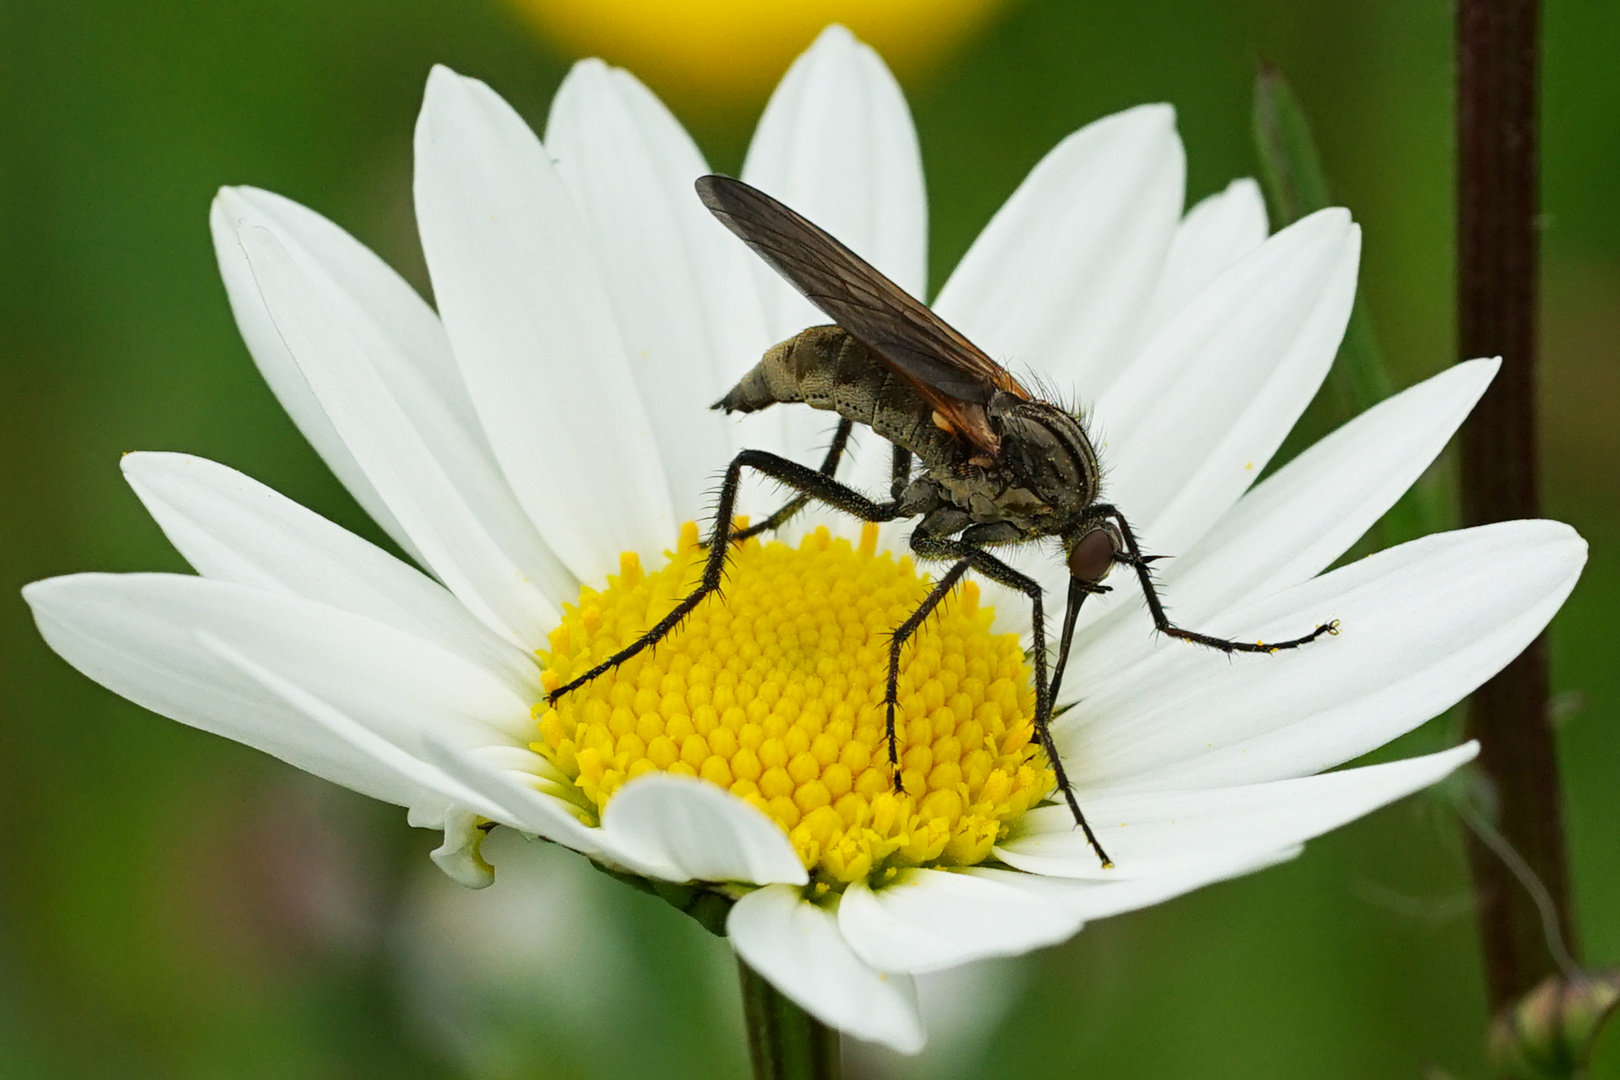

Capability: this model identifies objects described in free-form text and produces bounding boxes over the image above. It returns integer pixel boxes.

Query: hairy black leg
[905,533,1112,867]
[732,419,854,542]
[548,448,906,704]
[890,445,913,501]
[884,558,972,785]
[1093,504,1339,653]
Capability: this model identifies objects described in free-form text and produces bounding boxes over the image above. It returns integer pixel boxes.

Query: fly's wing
[697,174,1027,452]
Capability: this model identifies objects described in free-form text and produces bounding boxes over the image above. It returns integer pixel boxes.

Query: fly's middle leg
[904,532,1112,868]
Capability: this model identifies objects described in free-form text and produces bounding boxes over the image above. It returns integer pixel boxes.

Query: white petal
[965,847,1300,918]
[211,191,418,563]
[933,104,1185,399]
[741,24,927,492]
[1132,177,1269,346]
[1065,358,1499,685]
[728,884,926,1053]
[121,451,538,687]
[547,60,770,521]
[1091,209,1359,562]
[215,189,579,619]
[27,572,536,760]
[743,24,926,333]
[601,774,807,886]
[1058,521,1584,791]
[1171,358,1497,608]
[838,869,1080,974]
[23,574,477,810]
[414,66,674,584]
[999,744,1476,879]
[235,224,570,647]
[213,189,576,609]
[199,631,509,821]
[199,634,537,891]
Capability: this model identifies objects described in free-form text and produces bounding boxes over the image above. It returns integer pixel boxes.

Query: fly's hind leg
[731,419,853,542]
[899,530,1112,868]
[548,448,907,704]
[1094,504,1339,653]
[732,429,913,543]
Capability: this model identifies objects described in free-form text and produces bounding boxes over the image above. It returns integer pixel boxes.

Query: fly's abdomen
[714,326,950,460]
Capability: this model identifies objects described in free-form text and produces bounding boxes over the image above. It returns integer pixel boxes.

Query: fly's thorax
[919,463,1074,539]
[986,393,1099,514]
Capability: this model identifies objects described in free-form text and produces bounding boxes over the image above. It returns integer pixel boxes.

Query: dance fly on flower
[549,174,1339,866]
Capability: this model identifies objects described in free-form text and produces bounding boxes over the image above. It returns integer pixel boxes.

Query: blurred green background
[2,0,1617,1077]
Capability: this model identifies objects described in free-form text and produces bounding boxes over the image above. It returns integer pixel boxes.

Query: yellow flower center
[534,522,1052,888]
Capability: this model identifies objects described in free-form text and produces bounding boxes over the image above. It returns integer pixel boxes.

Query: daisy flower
[23,26,1584,1054]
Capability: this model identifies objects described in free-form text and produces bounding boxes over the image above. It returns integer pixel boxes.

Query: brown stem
[1456,0,1578,1012]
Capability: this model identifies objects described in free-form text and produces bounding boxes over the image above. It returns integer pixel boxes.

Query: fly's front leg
[549,448,906,703]
[1094,504,1338,653]
[731,419,854,543]
[903,531,1112,868]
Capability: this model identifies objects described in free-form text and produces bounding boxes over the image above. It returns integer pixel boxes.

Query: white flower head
[24,25,1585,1054]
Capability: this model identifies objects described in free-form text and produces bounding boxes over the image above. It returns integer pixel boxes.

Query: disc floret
[535,523,1053,888]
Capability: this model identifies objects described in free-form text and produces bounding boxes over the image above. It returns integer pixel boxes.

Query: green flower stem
[738,959,841,1080]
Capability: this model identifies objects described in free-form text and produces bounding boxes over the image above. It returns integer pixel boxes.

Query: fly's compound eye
[1067,526,1122,583]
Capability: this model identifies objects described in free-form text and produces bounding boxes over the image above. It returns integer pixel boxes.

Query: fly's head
[986,391,1100,526]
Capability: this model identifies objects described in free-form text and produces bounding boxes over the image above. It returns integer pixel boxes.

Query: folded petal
[601,774,807,885]
[933,104,1185,399]
[1093,208,1359,560]
[1058,521,1584,791]
[235,225,571,646]
[432,807,497,889]
[1132,177,1269,345]
[414,66,674,584]
[741,25,927,494]
[122,451,537,687]
[547,60,771,519]
[728,884,926,1053]
[1065,358,1499,685]
[838,869,1080,974]
[416,737,624,866]
[999,744,1476,879]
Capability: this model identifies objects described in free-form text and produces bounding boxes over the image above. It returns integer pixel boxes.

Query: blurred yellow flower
[504,0,1015,109]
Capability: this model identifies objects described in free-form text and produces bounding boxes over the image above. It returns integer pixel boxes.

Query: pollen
[533,522,1052,887]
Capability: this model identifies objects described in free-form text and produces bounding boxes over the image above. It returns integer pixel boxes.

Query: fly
[549,174,1338,868]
